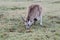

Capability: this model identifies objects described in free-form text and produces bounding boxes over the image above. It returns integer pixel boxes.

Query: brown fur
[23,4,42,30]
[26,4,42,22]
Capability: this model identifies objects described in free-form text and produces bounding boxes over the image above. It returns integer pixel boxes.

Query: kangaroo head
[21,16,33,29]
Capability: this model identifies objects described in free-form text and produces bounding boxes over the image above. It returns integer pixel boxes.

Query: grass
[0,0,60,40]
[0,6,26,10]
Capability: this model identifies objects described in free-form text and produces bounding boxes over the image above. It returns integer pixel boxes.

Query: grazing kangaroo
[21,4,42,31]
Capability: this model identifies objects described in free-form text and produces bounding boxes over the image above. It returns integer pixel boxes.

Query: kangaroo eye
[28,24,29,26]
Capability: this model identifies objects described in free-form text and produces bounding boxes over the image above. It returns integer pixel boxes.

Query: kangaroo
[21,4,42,31]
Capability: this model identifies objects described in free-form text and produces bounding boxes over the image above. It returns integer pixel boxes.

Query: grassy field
[0,0,60,40]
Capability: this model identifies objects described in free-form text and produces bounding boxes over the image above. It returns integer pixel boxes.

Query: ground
[0,0,60,40]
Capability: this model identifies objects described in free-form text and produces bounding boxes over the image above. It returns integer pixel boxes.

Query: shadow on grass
[52,1,60,4]
[0,6,26,10]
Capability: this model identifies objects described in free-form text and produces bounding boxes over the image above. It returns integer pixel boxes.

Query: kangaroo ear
[21,16,26,22]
